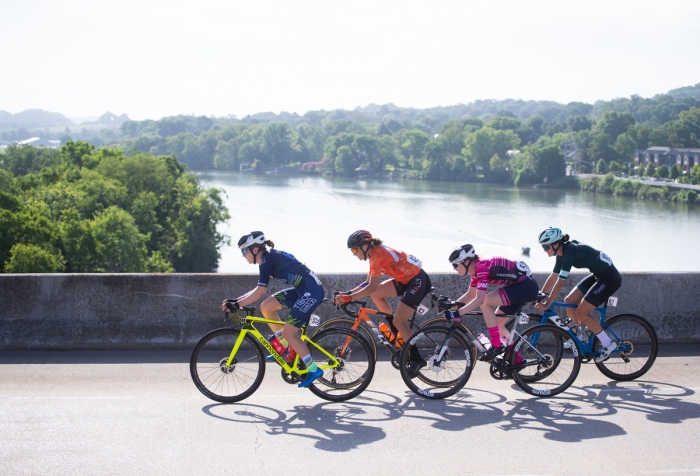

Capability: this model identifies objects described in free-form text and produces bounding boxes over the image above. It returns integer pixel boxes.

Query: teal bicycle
[517,296,658,381]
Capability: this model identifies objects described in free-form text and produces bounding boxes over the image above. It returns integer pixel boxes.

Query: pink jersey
[469,257,531,291]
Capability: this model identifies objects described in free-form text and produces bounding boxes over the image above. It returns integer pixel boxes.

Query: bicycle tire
[419,316,478,359]
[306,327,375,402]
[593,313,658,381]
[190,328,266,403]
[311,317,378,362]
[511,324,581,397]
[399,325,474,400]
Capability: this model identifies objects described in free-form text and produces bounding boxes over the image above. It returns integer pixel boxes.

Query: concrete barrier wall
[1,272,699,349]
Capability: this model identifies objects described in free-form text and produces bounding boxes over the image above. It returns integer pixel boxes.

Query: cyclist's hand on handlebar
[222,298,239,313]
[535,301,549,311]
[334,294,352,305]
[443,309,461,321]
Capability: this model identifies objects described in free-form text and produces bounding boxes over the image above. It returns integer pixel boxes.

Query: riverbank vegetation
[578,172,699,204]
[0,143,228,273]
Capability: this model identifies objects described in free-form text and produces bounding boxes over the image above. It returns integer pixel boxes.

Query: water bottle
[268,334,286,355]
[286,346,297,363]
[477,333,492,350]
[378,322,395,342]
[394,333,404,349]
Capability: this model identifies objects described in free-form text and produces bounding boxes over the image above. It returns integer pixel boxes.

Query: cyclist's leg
[281,285,325,387]
[393,270,431,341]
[370,278,399,314]
[260,292,287,334]
[565,275,594,325]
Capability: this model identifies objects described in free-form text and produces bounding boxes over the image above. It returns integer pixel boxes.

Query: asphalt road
[2,345,700,475]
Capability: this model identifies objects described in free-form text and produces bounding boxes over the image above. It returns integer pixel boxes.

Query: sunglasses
[241,248,249,256]
[452,261,465,269]
[351,247,359,255]
[542,245,551,251]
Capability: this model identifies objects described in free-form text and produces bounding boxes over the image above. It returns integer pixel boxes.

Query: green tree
[647,163,656,177]
[463,128,521,173]
[596,159,609,174]
[4,243,65,273]
[91,206,148,272]
[657,164,670,179]
[61,141,95,168]
[335,145,358,176]
[670,164,682,180]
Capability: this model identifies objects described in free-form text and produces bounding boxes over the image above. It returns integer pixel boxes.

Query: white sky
[1,0,699,121]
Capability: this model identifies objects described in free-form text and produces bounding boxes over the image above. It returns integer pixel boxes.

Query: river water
[196,172,700,274]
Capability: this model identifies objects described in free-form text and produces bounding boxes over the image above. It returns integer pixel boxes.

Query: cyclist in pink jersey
[333,230,432,377]
[442,244,539,362]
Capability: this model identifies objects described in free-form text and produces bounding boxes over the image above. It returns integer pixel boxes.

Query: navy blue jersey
[257,249,321,291]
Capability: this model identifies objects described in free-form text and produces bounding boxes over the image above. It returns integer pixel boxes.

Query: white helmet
[448,244,476,265]
[237,231,266,249]
[538,227,563,245]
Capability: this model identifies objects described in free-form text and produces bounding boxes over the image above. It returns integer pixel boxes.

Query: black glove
[225,299,239,312]
[444,309,460,320]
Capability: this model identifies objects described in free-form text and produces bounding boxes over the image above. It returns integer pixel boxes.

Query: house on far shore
[635,147,699,173]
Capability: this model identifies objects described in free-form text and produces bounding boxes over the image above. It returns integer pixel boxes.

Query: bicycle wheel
[593,313,658,381]
[306,327,375,402]
[311,317,378,362]
[190,328,266,403]
[399,325,474,400]
[511,324,581,397]
[419,317,478,359]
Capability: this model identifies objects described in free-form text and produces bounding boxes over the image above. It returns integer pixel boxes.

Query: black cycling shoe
[406,358,427,378]
[479,345,505,362]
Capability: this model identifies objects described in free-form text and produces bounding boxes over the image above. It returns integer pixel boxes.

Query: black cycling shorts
[576,265,622,308]
[392,269,432,310]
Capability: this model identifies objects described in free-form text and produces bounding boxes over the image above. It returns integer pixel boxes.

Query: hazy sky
[2,0,699,121]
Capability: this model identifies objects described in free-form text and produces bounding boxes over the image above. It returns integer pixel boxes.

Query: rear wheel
[511,325,581,397]
[306,327,375,402]
[190,328,265,403]
[399,325,474,400]
[593,313,658,381]
[311,317,378,362]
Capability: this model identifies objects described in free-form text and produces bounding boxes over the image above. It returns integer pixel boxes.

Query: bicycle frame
[227,313,342,375]
[339,301,421,359]
[532,301,627,359]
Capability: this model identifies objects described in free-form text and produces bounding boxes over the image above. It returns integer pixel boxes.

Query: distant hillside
[0,110,129,132]
[667,82,700,99]
[0,109,74,131]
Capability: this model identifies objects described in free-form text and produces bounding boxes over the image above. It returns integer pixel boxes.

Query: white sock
[596,331,612,347]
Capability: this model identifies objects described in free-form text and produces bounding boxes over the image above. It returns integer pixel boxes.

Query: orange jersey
[369,245,422,284]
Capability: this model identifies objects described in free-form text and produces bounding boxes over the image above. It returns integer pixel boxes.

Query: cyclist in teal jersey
[535,227,621,363]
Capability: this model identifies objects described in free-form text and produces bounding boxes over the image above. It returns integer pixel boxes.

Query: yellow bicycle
[190,305,375,403]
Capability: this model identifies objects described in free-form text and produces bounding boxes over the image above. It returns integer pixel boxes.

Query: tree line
[107,105,700,188]
[0,142,228,273]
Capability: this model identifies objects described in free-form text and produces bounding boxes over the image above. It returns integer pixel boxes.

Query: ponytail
[561,234,570,244]
[264,239,275,250]
[369,238,383,247]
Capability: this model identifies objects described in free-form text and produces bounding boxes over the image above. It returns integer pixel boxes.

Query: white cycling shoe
[595,342,618,363]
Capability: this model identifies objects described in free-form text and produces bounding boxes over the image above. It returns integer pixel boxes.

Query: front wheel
[511,325,581,397]
[311,317,378,362]
[190,328,266,403]
[593,313,658,381]
[399,325,474,400]
[306,327,375,402]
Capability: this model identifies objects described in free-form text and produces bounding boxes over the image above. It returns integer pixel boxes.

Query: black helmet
[448,244,476,264]
[238,231,265,249]
[347,230,372,249]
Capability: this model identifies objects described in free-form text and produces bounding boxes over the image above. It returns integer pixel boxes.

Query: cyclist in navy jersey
[536,227,621,363]
[222,231,325,387]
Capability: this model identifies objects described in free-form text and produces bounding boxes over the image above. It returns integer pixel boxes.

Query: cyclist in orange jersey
[333,230,432,377]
